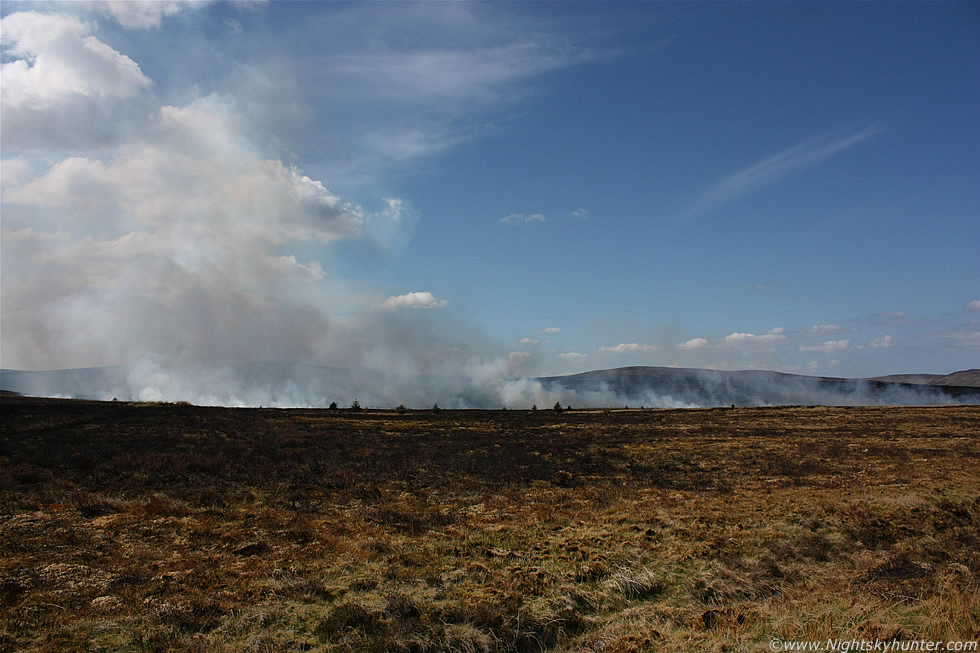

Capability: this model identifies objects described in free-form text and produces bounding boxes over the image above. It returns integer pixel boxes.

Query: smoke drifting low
[2,361,976,409]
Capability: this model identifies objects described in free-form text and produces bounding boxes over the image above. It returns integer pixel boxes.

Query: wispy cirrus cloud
[331,40,596,107]
[928,329,980,350]
[304,5,616,179]
[800,339,856,353]
[498,212,546,225]
[805,324,841,335]
[686,125,884,217]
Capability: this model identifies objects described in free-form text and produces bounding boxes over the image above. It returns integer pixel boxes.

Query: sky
[1,0,978,390]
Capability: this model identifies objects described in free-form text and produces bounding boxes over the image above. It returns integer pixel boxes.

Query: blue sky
[2,0,978,382]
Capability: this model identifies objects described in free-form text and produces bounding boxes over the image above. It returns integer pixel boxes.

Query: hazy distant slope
[538,366,980,406]
[2,363,979,406]
[869,369,980,388]
[0,367,129,399]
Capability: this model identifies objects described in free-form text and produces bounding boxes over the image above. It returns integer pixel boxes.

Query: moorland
[1,396,978,651]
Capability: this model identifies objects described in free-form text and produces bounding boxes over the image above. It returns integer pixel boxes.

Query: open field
[1,397,978,651]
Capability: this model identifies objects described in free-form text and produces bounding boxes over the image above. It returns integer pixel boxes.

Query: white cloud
[687,125,883,216]
[331,40,594,106]
[569,209,591,219]
[677,337,709,350]
[0,16,400,372]
[967,300,980,313]
[800,339,853,353]
[96,1,198,29]
[383,291,448,310]
[722,328,787,346]
[0,157,32,190]
[361,126,468,162]
[559,352,587,361]
[0,11,155,151]
[6,145,362,243]
[827,360,840,369]
[307,7,613,173]
[520,338,539,345]
[806,324,840,335]
[540,327,561,334]
[676,328,787,351]
[871,335,895,349]
[498,212,546,225]
[597,343,658,354]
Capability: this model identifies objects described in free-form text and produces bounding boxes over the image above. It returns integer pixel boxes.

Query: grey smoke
[2,363,976,409]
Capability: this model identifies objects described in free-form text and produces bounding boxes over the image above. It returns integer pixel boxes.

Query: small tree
[432,403,441,413]
[396,404,407,414]
[350,399,361,412]
[531,404,537,411]
[328,401,338,410]
[553,401,563,413]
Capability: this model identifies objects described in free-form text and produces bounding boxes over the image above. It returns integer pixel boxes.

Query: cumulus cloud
[722,328,787,346]
[677,337,709,350]
[597,343,658,354]
[871,335,895,349]
[0,9,407,377]
[498,212,546,225]
[383,291,449,310]
[520,337,539,345]
[967,300,980,313]
[0,11,156,151]
[559,352,587,361]
[0,157,32,190]
[675,328,787,351]
[800,339,853,353]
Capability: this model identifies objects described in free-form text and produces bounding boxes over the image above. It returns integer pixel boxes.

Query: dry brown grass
[1,398,978,651]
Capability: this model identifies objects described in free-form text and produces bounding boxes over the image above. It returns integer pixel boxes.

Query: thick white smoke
[0,9,413,400]
[2,9,975,410]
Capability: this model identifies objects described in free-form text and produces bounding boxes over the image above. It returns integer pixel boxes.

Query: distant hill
[1,363,978,407]
[537,366,980,406]
[869,369,980,388]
